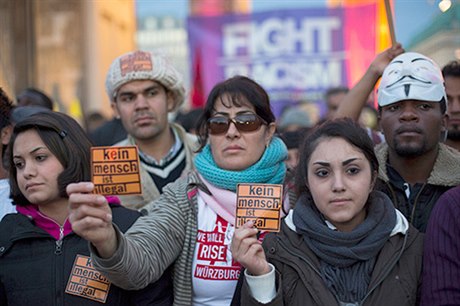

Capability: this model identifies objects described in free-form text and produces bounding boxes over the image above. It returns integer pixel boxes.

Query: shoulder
[142,171,202,214]
[0,213,34,256]
[171,123,199,150]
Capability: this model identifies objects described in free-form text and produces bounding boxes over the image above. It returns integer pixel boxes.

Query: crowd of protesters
[0,40,459,306]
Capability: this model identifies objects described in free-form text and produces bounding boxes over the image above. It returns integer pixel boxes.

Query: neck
[388,147,438,185]
[38,198,69,226]
[444,139,460,152]
[136,127,175,161]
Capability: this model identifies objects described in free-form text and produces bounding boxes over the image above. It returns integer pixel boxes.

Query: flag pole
[384,0,396,45]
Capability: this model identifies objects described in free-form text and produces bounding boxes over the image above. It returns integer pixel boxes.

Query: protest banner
[188,3,380,117]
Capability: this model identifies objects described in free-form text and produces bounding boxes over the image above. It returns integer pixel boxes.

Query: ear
[111,101,121,119]
[264,122,277,146]
[1,125,12,145]
[441,113,448,132]
[166,91,176,113]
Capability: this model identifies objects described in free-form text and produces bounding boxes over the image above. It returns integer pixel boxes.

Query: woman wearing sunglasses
[68,76,292,306]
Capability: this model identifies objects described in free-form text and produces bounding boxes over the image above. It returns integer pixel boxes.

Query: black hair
[196,76,276,151]
[295,118,378,196]
[17,87,54,110]
[8,112,93,206]
[442,60,460,78]
[0,87,13,130]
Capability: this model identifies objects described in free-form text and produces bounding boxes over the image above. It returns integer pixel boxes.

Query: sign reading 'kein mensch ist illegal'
[236,183,283,232]
[91,146,142,196]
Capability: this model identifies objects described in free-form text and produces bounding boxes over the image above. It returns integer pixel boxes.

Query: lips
[449,118,460,126]
[224,145,243,152]
[395,126,423,136]
[25,183,42,191]
[330,198,350,203]
[134,116,154,124]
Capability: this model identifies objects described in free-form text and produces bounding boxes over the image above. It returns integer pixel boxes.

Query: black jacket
[374,143,460,232]
[0,204,173,306]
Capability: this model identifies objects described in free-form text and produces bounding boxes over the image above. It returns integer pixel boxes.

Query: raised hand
[231,221,271,276]
[67,182,117,258]
[368,43,405,77]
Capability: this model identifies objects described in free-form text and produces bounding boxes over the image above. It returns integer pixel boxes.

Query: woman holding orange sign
[68,76,293,306]
[231,118,423,306]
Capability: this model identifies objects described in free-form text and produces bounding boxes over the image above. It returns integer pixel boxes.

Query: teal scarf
[194,136,287,191]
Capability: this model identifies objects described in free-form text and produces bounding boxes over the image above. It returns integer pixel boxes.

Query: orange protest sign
[65,255,111,303]
[91,146,142,196]
[235,183,283,232]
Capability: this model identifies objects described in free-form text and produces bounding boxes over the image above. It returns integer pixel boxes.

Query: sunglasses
[207,113,267,135]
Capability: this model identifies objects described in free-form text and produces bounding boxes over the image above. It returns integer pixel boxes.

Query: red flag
[191,48,205,108]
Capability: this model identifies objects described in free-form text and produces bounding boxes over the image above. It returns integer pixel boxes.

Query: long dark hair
[8,112,93,206]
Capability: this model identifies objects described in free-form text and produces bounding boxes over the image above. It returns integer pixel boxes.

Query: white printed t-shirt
[192,195,241,306]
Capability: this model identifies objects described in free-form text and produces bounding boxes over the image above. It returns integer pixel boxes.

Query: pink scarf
[198,174,237,225]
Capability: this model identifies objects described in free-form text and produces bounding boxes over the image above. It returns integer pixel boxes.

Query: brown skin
[444,75,460,151]
[378,100,448,185]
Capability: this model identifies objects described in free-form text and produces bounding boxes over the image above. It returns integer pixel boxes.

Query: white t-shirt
[192,195,241,306]
[0,179,16,221]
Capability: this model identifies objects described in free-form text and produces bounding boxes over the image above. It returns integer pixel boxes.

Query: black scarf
[292,191,396,303]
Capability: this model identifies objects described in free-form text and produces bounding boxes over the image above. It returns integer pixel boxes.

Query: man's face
[111,80,174,142]
[326,92,347,119]
[379,100,447,157]
[445,76,460,140]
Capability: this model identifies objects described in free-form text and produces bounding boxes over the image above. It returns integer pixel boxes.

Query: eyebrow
[13,146,47,159]
[212,110,254,116]
[313,157,360,167]
[118,85,160,95]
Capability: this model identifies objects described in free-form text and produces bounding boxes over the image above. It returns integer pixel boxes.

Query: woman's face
[208,94,275,171]
[13,129,64,206]
[307,137,374,232]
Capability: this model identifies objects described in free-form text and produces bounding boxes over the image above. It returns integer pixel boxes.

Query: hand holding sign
[230,221,271,276]
[67,182,118,259]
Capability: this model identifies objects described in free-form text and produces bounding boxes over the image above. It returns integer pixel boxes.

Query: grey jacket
[114,122,199,210]
[91,171,203,306]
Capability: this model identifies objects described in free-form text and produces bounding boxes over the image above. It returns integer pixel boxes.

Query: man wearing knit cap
[106,50,198,210]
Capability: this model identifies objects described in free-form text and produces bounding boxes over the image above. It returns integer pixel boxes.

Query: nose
[449,98,460,113]
[22,162,36,179]
[134,93,149,110]
[225,120,241,138]
[399,104,418,122]
[332,172,345,192]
